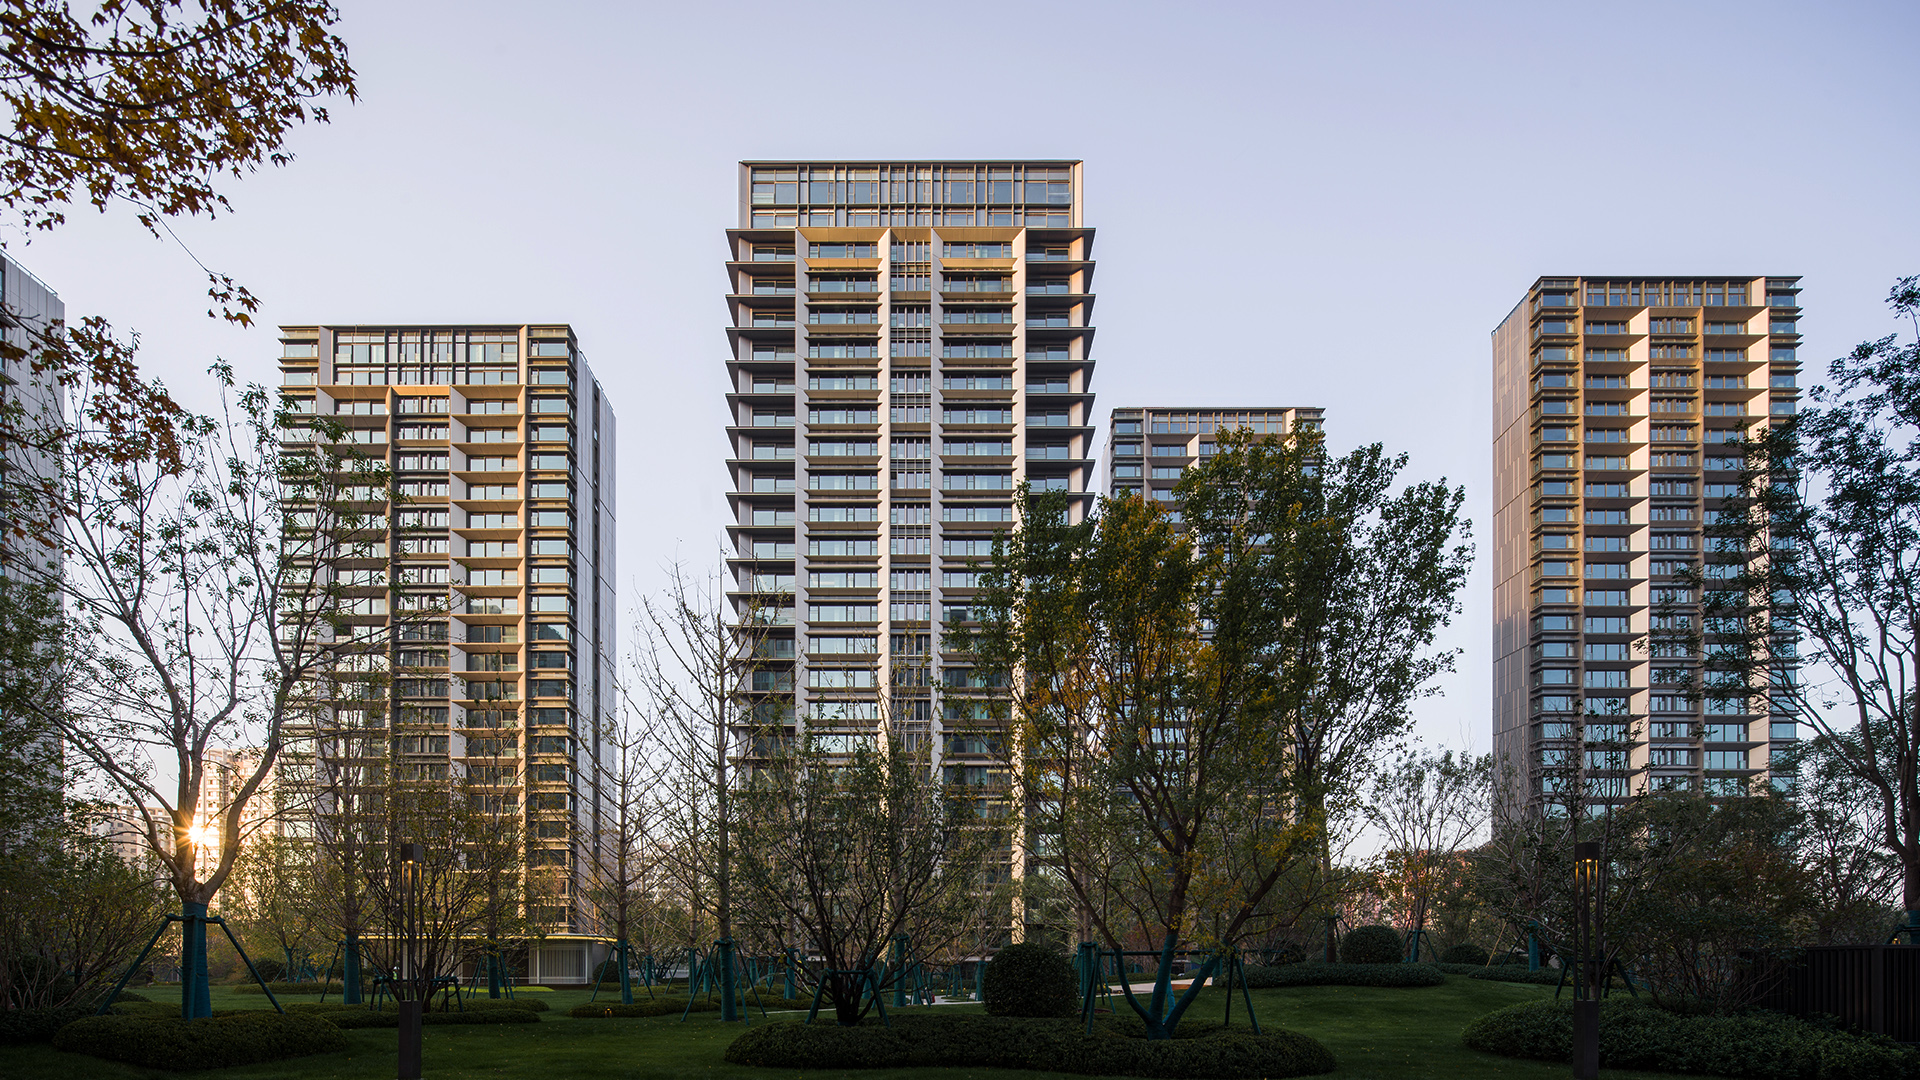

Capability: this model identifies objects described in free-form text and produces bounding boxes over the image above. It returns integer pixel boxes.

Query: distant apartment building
[1491,277,1803,812]
[1104,407,1326,504]
[275,324,616,936]
[724,159,1096,798]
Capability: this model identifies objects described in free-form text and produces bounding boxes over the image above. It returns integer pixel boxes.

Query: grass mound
[724,1012,1336,1079]
[51,1010,347,1070]
[1462,998,1920,1080]
[1240,962,1445,989]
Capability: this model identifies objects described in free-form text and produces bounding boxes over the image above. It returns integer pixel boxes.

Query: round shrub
[52,1010,347,1070]
[1440,942,1490,966]
[1339,925,1404,965]
[724,1012,1337,1078]
[250,957,287,983]
[981,942,1077,1018]
[1463,998,1920,1080]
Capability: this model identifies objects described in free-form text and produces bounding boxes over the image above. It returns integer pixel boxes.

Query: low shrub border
[1462,998,1920,1080]
[51,1010,348,1070]
[301,1005,538,1029]
[1467,967,1565,986]
[234,980,343,995]
[724,1012,1336,1079]
[568,993,815,1019]
[1240,962,1445,989]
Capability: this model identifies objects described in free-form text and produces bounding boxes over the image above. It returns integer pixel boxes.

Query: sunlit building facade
[275,324,616,935]
[1104,407,1325,504]
[1491,277,1803,813]
[723,160,1097,800]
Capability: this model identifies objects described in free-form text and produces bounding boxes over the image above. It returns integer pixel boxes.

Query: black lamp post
[1571,840,1602,1080]
[397,842,426,1080]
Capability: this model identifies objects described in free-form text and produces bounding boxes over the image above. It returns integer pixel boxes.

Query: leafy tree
[1683,276,1920,924]
[224,830,320,981]
[1616,793,1810,1013]
[1365,747,1493,960]
[1782,734,1900,943]
[0,0,357,542]
[731,733,1005,1026]
[0,0,355,315]
[0,825,167,1009]
[963,432,1471,1038]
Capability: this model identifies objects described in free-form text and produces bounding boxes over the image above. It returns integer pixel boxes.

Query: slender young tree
[9,371,389,1017]
[731,732,1005,1025]
[1365,747,1493,960]
[632,559,788,1018]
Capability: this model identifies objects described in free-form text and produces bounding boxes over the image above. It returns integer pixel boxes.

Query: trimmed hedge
[303,1005,538,1029]
[1240,962,1445,989]
[724,1012,1336,1078]
[0,989,157,1045]
[983,942,1078,1018]
[1441,943,1491,966]
[1467,967,1566,986]
[1339,925,1404,965]
[234,979,344,995]
[567,993,813,1019]
[0,1005,91,1046]
[1463,998,1920,1080]
[51,1010,347,1070]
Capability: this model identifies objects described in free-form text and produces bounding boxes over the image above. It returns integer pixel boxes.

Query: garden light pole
[397,842,425,1080]
[1571,840,1602,1080]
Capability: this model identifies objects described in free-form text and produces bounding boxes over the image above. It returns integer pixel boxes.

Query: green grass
[0,976,1731,1079]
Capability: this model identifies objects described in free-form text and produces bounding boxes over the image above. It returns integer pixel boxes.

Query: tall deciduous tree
[9,372,388,1017]
[0,0,357,543]
[965,432,1471,1038]
[1686,276,1920,925]
[632,560,788,1020]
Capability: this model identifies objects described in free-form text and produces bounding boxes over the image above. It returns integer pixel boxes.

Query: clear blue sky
[11,0,1917,756]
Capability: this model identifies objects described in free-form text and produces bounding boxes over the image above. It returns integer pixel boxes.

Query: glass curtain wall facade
[725,159,1095,807]
[1491,277,1802,813]
[1105,406,1325,505]
[276,324,617,933]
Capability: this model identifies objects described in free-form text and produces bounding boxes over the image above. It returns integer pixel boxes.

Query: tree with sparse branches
[631,559,789,1020]
[732,732,1006,1026]
[6,371,389,1017]
[1365,747,1492,961]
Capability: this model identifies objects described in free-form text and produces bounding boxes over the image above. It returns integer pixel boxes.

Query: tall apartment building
[724,160,1095,786]
[0,252,64,554]
[1105,407,1325,502]
[276,325,616,939]
[1491,277,1803,812]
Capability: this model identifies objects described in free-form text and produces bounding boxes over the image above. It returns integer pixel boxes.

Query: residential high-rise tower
[725,160,1096,791]
[1491,277,1803,813]
[276,325,616,968]
[1104,407,1325,504]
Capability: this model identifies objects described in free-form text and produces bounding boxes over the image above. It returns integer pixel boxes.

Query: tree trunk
[180,900,212,1018]
[343,932,363,1004]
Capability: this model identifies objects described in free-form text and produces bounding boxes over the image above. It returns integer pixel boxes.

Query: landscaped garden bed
[1463,997,1920,1079]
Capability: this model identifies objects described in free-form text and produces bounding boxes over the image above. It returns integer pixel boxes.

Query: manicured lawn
[0,976,1728,1079]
